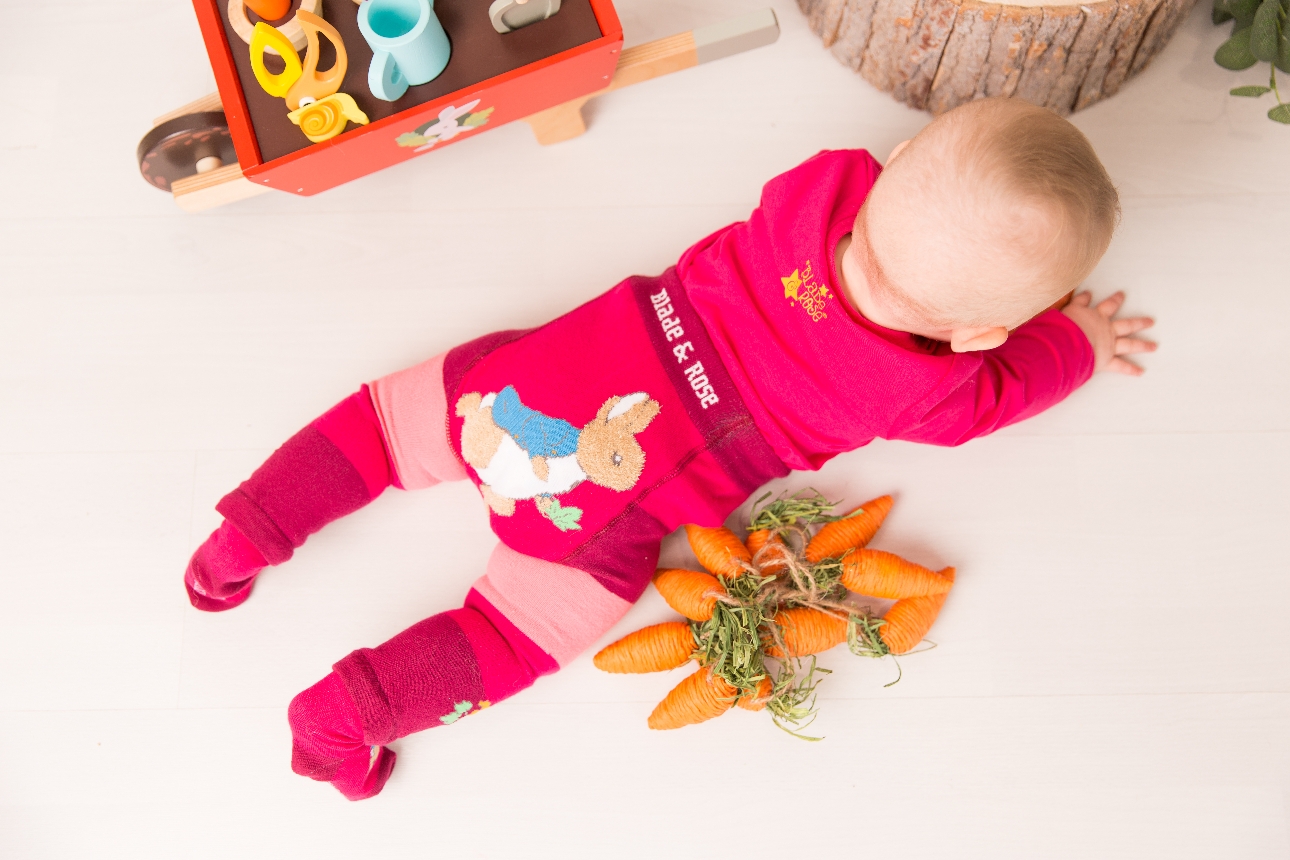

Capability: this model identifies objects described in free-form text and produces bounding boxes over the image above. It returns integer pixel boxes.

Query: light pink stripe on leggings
[369,352,467,489]
[471,543,633,668]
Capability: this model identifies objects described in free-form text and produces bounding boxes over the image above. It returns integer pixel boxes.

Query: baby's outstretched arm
[882,290,1156,447]
[1061,291,1157,376]
[885,303,1119,446]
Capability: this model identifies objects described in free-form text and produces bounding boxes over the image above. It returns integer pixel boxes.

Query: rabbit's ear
[607,394,659,434]
[595,396,623,423]
[605,392,647,421]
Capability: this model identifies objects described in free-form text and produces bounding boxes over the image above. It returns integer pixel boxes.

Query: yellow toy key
[284,11,350,111]
[250,22,303,98]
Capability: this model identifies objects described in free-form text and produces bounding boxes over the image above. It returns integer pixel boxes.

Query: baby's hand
[1063,291,1156,376]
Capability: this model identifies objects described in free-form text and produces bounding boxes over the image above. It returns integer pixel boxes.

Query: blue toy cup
[358,0,451,102]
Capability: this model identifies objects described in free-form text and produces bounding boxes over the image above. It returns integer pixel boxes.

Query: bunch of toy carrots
[593,491,955,737]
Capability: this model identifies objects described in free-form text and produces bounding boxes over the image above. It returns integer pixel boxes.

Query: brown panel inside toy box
[219,0,605,163]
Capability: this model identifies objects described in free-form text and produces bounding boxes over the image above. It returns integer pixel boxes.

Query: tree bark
[799,0,1198,114]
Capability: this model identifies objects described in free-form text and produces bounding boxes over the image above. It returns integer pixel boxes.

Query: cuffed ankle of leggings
[184,385,398,611]
[286,599,550,800]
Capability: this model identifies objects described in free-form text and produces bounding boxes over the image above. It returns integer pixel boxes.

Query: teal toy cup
[358,0,451,102]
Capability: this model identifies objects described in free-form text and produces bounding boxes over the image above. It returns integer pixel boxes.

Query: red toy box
[193,0,623,196]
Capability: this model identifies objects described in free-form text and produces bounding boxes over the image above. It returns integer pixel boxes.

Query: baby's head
[841,98,1119,352]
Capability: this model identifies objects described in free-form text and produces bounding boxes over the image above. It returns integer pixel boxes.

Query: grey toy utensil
[489,0,560,34]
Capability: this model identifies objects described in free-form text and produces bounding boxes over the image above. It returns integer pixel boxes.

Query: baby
[185,97,1154,800]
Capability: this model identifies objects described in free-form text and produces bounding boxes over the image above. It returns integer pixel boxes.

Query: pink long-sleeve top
[678,149,1096,472]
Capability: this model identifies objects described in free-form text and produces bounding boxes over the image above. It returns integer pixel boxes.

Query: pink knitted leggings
[185,354,631,800]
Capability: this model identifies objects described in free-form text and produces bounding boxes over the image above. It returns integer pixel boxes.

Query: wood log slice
[798,0,1198,114]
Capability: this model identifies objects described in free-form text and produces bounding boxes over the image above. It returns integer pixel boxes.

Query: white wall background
[1,0,1288,857]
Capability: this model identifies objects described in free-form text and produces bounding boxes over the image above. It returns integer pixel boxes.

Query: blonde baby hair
[864,97,1121,330]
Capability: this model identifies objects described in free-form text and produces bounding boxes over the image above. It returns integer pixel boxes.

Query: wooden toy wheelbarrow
[138,0,779,212]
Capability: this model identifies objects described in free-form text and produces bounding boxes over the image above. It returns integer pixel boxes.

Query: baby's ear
[949,326,1009,353]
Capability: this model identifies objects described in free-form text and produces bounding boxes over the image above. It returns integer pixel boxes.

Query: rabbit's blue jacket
[492,385,580,459]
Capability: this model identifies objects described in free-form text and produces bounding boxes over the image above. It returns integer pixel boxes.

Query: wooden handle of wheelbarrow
[523,8,780,145]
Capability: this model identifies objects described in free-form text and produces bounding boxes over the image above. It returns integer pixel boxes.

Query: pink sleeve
[885,309,1095,446]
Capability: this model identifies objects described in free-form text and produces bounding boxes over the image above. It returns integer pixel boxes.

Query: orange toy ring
[228,0,323,55]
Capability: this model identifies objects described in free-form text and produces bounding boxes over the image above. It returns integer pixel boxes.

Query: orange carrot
[840,549,953,600]
[764,607,848,658]
[685,524,752,578]
[745,528,774,556]
[804,495,893,563]
[652,568,724,622]
[735,675,774,711]
[879,567,955,655]
[648,667,738,730]
[746,529,788,575]
[593,622,695,673]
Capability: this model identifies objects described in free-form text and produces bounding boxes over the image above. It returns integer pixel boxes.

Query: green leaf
[1269,102,1290,121]
[542,499,583,531]
[462,107,495,128]
[1278,27,1290,71]
[1231,84,1273,94]
[1216,27,1260,68]
[1220,0,1264,26]
[1251,0,1283,60]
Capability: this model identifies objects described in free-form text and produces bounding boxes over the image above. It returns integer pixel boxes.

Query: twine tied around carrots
[593,491,956,740]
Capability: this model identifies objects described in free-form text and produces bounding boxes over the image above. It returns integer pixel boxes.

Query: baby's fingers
[1106,355,1145,376]
[1113,316,1154,336]
[1096,291,1126,317]
[1115,336,1157,356]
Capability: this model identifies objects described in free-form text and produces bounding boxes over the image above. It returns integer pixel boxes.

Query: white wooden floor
[2,0,1288,857]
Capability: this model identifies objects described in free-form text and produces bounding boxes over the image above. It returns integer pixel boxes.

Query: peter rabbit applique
[455,385,661,531]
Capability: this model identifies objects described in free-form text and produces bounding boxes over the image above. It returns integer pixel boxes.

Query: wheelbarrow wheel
[137,112,236,192]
